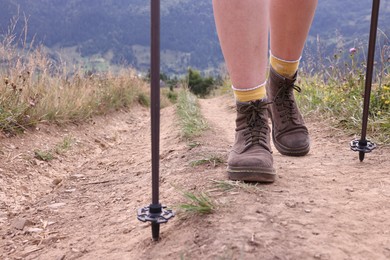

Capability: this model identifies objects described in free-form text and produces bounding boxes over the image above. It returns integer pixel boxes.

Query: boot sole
[227,167,276,183]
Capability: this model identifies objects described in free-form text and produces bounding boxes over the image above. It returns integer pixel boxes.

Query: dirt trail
[1,95,390,260]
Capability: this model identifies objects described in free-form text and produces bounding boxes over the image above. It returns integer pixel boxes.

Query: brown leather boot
[266,67,310,156]
[227,99,276,183]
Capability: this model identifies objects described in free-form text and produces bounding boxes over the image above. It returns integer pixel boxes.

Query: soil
[0,95,389,260]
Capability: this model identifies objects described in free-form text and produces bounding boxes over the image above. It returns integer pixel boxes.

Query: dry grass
[0,18,150,135]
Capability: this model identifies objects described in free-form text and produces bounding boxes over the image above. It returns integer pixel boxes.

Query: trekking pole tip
[359,151,365,162]
[137,204,174,241]
[350,139,376,162]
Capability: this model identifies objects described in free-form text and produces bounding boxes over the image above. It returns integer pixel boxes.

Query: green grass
[34,150,54,161]
[211,179,261,193]
[188,141,201,149]
[34,136,75,161]
[136,92,150,107]
[176,88,208,139]
[297,73,390,143]
[296,47,390,144]
[54,136,75,154]
[190,154,225,167]
[162,88,178,103]
[178,191,215,215]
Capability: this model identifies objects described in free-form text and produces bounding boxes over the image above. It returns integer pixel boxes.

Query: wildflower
[349,47,357,54]
[383,86,390,91]
[4,77,9,85]
[385,100,390,105]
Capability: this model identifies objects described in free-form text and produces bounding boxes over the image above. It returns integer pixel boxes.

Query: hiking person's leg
[269,0,318,75]
[267,0,318,156]
[212,0,268,92]
[212,0,275,182]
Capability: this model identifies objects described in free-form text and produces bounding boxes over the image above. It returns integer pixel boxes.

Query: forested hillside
[0,0,389,74]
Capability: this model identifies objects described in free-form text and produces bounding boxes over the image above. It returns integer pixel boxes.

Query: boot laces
[238,100,270,150]
[274,82,301,124]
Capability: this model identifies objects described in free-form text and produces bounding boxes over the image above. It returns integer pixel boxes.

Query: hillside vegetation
[0,0,389,74]
[0,0,389,141]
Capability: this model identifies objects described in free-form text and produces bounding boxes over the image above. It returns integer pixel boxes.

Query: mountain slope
[0,0,389,74]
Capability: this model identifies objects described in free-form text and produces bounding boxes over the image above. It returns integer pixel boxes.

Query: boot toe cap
[275,131,310,156]
[228,147,273,169]
[279,133,309,148]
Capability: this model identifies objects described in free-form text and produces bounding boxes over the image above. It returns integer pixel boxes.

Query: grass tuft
[190,154,225,167]
[136,92,150,107]
[211,179,261,193]
[178,191,215,215]
[34,150,54,161]
[55,136,75,154]
[176,88,208,139]
[34,136,75,161]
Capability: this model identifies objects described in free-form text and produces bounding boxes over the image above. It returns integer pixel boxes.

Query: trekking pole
[137,0,174,241]
[350,0,380,161]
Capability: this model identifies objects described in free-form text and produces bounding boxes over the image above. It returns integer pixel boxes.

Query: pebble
[52,178,63,186]
[26,227,43,233]
[285,201,297,208]
[11,218,32,230]
[21,245,42,257]
[47,203,66,209]
[242,215,258,221]
[56,255,66,260]
[71,174,86,179]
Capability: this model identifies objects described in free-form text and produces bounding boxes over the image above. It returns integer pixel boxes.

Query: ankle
[269,52,300,78]
[232,81,267,102]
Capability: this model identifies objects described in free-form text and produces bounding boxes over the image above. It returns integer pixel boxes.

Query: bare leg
[270,0,318,60]
[212,0,268,89]
[213,0,275,182]
[267,0,317,157]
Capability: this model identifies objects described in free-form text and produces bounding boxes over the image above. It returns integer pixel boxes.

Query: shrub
[187,68,215,97]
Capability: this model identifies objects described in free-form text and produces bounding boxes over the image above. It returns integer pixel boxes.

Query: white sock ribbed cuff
[269,51,301,63]
[231,80,267,92]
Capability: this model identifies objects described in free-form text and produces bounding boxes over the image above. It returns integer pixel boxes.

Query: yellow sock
[270,52,300,78]
[233,82,266,102]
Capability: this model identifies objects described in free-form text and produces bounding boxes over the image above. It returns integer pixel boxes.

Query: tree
[187,68,214,97]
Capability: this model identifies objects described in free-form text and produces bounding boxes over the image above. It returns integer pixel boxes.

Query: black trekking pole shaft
[151,0,160,205]
[350,0,380,161]
[137,0,174,241]
[360,0,380,141]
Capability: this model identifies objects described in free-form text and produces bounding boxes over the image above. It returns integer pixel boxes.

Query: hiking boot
[227,99,276,182]
[266,67,310,156]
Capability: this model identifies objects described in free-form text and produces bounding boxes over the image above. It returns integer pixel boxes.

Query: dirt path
[1,95,390,260]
